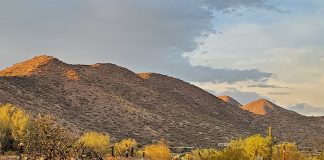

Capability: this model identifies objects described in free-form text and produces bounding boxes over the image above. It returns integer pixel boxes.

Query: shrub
[219,134,272,160]
[219,139,248,160]
[243,134,272,159]
[272,142,306,160]
[0,104,29,151]
[114,138,137,157]
[76,131,110,159]
[23,115,72,159]
[10,108,29,141]
[143,139,171,160]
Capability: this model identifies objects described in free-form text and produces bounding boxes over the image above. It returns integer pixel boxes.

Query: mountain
[0,55,255,147]
[242,99,324,148]
[0,55,323,149]
[217,95,242,107]
[241,99,280,115]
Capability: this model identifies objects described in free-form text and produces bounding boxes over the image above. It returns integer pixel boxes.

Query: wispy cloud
[267,92,290,95]
[247,84,286,88]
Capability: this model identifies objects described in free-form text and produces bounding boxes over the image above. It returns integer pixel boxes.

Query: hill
[241,99,280,115]
[0,55,323,148]
[0,55,255,147]
[217,95,242,107]
[242,99,324,148]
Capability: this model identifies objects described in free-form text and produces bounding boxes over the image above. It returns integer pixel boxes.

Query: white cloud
[186,1,324,112]
[288,103,324,116]
[320,57,324,62]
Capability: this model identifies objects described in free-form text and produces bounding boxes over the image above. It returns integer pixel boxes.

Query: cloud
[186,2,324,83]
[175,64,272,83]
[185,0,324,112]
[204,0,273,11]
[0,0,272,83]
[288,103,324,116]
[267,92,290,95]
[247,84,285,88]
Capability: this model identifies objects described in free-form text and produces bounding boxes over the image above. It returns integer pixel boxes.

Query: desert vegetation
[0,103,323,160]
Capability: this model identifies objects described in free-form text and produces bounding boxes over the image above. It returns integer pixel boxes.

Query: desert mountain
[242,99,324,148]
[217,95,242,107]
[241,99,280,115]
[0,55,323,148]
[0,55,255,147]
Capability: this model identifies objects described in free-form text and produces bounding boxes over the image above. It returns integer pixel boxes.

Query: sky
[0,0,323,116]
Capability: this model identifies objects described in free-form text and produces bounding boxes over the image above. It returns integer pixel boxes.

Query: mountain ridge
[0,56,255,147]
[0,55,323,148]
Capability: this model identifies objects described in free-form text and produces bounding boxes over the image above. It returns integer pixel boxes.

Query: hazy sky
[0,0,323,116]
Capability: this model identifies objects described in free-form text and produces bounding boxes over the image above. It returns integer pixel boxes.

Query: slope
[242,99,324,148]
[0,55,255,147]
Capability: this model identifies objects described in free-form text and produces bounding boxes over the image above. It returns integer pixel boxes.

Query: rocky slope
[0,55,323,148]
[242,99,324,148]
[0,55,255,147]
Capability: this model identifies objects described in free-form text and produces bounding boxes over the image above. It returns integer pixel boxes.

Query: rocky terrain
[0,55,323,148]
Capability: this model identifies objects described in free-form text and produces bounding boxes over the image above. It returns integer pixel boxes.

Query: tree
[114,138,137,157]
[76,131,110,159]
[0,104,12,129]
[143,139,171,160]
[243,134,272,159]
[23,115,72,159]
[10,108,29,141]
[0,104,14,151]
[219,134,272,160]
[0,104,29,151]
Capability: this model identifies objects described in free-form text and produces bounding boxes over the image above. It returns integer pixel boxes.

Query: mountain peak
[0,55,63,77]
[241,99,279,115]
[217,95,242,107]
[33,55,56,61]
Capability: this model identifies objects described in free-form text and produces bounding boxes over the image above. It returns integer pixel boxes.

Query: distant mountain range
[0,55,323,148]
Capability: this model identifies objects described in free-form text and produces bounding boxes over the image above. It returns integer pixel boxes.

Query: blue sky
[0,0,323,116]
